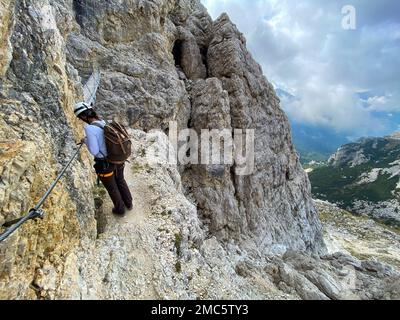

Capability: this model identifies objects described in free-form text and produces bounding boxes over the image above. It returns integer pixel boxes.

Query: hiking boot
[112,207,125,216]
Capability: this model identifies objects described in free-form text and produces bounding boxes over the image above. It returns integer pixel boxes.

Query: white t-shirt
[84,120,108,159]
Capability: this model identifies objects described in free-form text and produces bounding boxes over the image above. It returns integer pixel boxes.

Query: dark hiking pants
[95,160,133,215]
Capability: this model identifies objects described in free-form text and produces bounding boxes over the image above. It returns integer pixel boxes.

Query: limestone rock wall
[64,0,325,253]
[1,0,327,299]
[183,14,324,254]
[0,0,96,299]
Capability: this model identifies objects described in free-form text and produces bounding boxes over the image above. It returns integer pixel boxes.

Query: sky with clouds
[200,0,400,138]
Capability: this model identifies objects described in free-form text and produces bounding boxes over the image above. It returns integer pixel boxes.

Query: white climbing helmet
[74,101,92,117]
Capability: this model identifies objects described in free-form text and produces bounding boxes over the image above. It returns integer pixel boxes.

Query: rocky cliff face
[182,13,324,254]
[66,0,323,253]
[0,0,398,300]
[0,0,97,299]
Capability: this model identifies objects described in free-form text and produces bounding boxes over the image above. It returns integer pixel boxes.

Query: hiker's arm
[84,126,100,156]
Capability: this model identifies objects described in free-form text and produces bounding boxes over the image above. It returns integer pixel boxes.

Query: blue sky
[201,0,400,139]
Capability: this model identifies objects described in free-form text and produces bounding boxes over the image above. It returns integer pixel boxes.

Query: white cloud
[364,94,400,113]
[201,0,400,137]
[367,96,388,106]
[281,84,386,135]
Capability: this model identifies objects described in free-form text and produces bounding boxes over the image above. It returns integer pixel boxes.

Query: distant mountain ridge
[309,132,400,227]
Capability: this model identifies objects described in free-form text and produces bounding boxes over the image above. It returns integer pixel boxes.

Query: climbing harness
[0,144,84,243]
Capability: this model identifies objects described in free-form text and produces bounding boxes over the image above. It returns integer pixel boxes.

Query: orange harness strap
[98,172,114,178]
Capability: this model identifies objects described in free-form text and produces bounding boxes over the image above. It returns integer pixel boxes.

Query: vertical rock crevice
[72,0,84,28]
[171,34,207,80]
[172,39,184,68]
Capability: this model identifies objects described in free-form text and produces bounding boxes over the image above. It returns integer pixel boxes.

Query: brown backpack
[92,121,132,164]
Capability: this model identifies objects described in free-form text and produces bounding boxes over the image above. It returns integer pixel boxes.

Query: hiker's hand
[77,137,86,146]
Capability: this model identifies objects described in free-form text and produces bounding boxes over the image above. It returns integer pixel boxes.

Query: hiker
[74,102,133,216]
